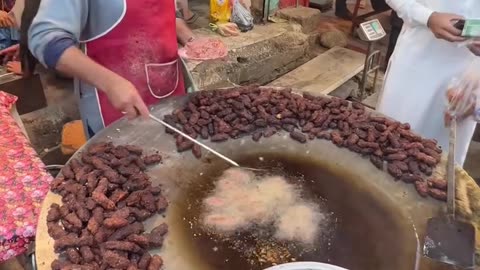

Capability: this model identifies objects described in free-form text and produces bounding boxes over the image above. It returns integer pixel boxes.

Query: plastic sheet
[231,0,254,32]
[445,59,480,124]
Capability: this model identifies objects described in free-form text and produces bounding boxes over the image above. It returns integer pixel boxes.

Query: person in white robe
[378,0,480,166]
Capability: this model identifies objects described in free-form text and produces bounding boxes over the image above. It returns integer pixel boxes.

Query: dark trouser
[385,11,403,65]
[335,0,347,13]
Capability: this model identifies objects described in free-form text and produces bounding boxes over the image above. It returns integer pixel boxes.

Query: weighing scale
[356,19,386,99]
[357,19,386,42]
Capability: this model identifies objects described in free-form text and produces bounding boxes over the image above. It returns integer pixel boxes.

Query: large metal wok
[35,88,479,270]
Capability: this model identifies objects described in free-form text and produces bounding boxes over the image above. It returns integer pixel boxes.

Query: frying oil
[176,153,415,270]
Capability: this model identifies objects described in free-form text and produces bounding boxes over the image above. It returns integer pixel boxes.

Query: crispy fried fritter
[129,207,153,222]
[110,189,129,204]
[143,154,162,166]
[64,212,83,229]
[147,255,163,270]
[138,253,151,270]
[92,192,115,210]
[66,248,82,264]
[103,241,142,253]
[49,143,169,268]
[47,221,67,239]
[103,217,129,229]
[54,234,94,251]
[126,234,149,248]
[80,246,95,263]
[47,203,61,222]
[151,223,168,236]
[103,250,131,269]
[108,222,144,241]
[156,196,168,213]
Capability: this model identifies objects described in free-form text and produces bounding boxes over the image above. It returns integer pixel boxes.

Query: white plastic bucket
[264,262,349,270]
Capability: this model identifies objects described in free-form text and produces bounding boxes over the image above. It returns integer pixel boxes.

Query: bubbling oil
[177,153,417,270]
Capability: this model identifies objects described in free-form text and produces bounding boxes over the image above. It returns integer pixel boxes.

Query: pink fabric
[0,91,52,261]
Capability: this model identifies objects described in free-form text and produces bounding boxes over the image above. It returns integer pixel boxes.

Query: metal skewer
[446,117,456,217]
[149,114,240,167]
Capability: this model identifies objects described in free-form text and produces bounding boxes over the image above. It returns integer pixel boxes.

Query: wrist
[98,71,128,96]
[427,12,437,28]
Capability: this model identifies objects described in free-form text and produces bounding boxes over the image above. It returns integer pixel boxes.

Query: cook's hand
[427,12,466,42]
[104,78,150,120]
[468,41,480,56]
[0,11,15,28]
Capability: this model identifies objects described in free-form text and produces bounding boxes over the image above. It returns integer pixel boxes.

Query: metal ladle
[149,114,265,171]
[423,115,475,268]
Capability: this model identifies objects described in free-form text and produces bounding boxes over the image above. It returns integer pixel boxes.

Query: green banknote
[462,19,480,37]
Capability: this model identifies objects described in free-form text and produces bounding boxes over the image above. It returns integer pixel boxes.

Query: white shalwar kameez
[378,0,480,165]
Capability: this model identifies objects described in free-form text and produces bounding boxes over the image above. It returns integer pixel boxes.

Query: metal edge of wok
[35,86,453,270]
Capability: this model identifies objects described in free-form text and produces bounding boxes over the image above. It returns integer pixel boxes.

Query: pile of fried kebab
[163,86,448,201]
[48,143,165,270]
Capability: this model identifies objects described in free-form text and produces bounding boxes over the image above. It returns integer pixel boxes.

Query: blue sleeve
[28,0,89,68]
[43,36,75,69]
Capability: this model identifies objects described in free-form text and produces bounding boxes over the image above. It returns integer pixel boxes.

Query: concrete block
[319,30,348,48]
[362,91,379,109]
[276,7,322,33]
[237,43,308,84]
[190,26,313,90]
[21,106,70,154]
[330,79,358,99]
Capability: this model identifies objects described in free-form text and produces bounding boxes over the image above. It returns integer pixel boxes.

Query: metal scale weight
[356,18,386,99]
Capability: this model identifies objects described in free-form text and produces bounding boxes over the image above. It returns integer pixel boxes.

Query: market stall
[35,87,480,270]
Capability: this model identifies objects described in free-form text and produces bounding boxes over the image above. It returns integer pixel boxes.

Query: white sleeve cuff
[412,5,434,26]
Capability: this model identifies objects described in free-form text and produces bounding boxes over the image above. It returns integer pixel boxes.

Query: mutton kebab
[47,143,166,270]
[163,86,448,201]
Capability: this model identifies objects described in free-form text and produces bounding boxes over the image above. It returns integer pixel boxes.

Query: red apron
[85,0,185,126]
